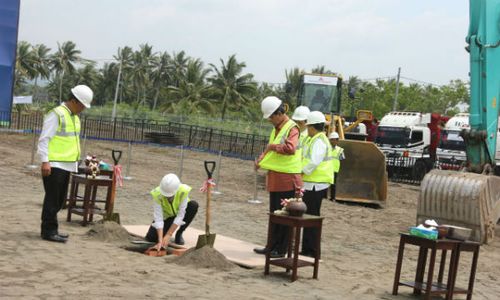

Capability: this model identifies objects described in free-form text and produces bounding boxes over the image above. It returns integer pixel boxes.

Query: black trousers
[302,187,326,254]
[145,200,199,242]
[329,173,337,200]
[268,190,295,254]
[41,168,71,236]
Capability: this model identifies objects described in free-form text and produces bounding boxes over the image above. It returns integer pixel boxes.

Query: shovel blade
[195,233,216,249]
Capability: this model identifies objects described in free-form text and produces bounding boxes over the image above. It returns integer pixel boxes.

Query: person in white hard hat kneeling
[328,132,345,201]
[300,111,333,257]
[38,85,93,243]
[254,96,303,258]
[145,173,199,249]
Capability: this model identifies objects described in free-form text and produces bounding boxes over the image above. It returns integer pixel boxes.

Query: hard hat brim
[160,187,176,197]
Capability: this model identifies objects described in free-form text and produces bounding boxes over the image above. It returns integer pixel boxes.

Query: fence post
[178,145,185,180]
[208,128,213,151]
[141,120,145,142]
[123,141,133,180]
[248,164,262,204]
[112,117,117,139]
[250,134,255,157]
[26,128,38,169]
[212,150,223,195]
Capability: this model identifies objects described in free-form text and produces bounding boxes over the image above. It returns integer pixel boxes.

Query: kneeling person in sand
[145,174,198,249]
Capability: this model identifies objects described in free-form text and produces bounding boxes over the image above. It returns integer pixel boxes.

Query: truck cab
[436,113,470,170]
[375,112,433,181]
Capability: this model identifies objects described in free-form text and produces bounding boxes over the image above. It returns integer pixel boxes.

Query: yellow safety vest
[48,105,81,162]
[331,146,344,173]
[296,129,309,159]
[302,132,334,184]
[151,184,192,219]
[259,119,302,174]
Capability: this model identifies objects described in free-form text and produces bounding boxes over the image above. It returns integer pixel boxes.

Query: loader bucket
[336,140,387,206]
[418,170,500,244]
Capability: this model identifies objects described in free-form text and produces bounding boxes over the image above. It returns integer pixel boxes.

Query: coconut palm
[130,44,155,106]
[113,46,134,104]
[151,51,173,110]
[209,55,257,120]
[171,51,189,87]
[51,41,84,101]
[163,58,214,115]
[15,41,37,90]
[31,44,52,102]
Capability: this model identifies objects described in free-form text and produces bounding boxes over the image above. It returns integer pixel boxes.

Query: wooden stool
[264,213,323,282]
[392,233,480,300]
[66,174,113,225]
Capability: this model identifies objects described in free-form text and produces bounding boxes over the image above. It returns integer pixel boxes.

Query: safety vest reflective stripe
[331,146,344,173]
[258,119,302,174]
[151,184,192,219]
[48,105,81,162]
[302,132,334,184]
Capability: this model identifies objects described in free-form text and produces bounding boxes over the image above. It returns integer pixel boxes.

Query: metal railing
[1,111,268,160]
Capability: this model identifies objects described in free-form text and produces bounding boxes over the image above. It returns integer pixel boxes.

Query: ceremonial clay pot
[286,201,307,217]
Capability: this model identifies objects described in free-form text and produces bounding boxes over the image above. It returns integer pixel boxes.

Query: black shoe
[57,232,69,238]
[253,247,270,255]
[42,234,68,243]
[174,232,185,245]
[269,250,285,258]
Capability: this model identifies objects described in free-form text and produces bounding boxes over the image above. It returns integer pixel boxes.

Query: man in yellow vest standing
[328,132,345,201]
[253,96,303,258]
[37,85,93,243]
[301,111,333,257]
[145,173,198,249]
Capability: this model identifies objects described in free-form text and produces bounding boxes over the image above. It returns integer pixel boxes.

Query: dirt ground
[0,132,499,299]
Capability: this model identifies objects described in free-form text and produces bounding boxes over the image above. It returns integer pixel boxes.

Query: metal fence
[0,111,268,160]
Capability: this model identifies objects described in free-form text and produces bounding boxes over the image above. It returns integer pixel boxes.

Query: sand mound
[172,246,235,271]
[86,221,131,244]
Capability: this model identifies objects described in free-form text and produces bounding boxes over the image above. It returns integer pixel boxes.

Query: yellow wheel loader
[297,73,387,206]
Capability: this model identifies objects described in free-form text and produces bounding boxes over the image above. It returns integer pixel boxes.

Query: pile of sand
[86,221,131,244]
[172,246,235,271]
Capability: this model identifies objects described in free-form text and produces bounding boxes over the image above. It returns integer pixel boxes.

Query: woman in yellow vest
[253,96,303,258]
[301,111,334,257]
[328,132,345,201]
[145,173,198,249]
[291,105,311,153]
[37,85,93,243]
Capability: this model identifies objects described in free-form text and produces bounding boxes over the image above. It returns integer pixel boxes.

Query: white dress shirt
[152,195,189,229]
[37,103,79,173]
[302,136,330,191]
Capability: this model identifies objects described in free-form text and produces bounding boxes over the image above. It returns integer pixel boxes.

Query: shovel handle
[204,161,216,179]
[112,150,122,165]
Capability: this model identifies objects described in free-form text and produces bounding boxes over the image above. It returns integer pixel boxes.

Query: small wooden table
[66,174,114,225]
[264,213,324,282]
[392,233,480,300]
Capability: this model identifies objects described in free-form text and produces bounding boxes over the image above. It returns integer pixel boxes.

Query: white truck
[375,111,435,181]
[437,113,500,173]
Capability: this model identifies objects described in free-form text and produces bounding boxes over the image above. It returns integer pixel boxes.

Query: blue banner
[0,0,21,124]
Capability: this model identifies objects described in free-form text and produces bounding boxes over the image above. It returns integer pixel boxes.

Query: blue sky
[18,0,470,85]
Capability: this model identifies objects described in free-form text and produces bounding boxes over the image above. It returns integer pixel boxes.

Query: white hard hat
[329,132,340,139]
[306,111,326,125]
[292,106,310,121]
[159,173,181,197]
[261,96,282,118]
[71,85,93,108]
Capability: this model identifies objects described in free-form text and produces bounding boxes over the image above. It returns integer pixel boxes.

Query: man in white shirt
[38,85,93,243]
[300,111,333,257]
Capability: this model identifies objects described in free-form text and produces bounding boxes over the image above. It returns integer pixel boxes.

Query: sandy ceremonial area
[0,132,499,299]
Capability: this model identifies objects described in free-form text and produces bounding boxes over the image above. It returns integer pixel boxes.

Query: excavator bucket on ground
[418,170,500,244]
[336,139,387,206]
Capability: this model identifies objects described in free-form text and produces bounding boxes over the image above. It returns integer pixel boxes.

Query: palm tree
[284,67,303,103]
[163,58,214,115]
[15,41,37,91]
[209,54,257,120]
[171,51,189,87]
[113,46,133,104]
[130,44,155,106]
[150,51,173,110]
[31,44,51,102]
[51,41,84,101]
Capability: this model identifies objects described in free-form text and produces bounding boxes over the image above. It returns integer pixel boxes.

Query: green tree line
[14,41,469,122]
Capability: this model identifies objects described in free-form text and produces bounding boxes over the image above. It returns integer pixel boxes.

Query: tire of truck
[412,160,427,182]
